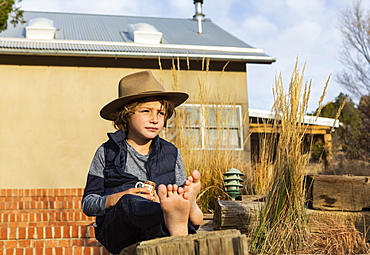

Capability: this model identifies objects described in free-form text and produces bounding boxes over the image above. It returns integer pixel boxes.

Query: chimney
[193,0,205,34]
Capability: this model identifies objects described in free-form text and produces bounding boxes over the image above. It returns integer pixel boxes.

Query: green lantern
[223,168,244,200]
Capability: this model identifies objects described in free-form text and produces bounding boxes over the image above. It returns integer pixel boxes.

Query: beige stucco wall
[0,65,247,188]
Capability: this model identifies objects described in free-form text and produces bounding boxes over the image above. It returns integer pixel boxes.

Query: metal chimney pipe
[193,0,205,34]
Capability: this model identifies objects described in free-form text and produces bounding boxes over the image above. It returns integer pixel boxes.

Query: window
[166,104,243,150]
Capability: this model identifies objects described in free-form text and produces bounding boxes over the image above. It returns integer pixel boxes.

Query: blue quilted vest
[102,130,177,195]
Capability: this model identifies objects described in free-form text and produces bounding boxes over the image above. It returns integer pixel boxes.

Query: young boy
[82,70,203,254]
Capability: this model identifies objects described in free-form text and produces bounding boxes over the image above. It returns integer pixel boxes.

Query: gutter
[0,38,277,64]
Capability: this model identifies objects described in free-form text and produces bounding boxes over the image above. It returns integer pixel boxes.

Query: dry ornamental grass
[160,58,366,253]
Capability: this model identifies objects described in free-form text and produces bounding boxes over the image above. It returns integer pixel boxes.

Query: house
[0,2,276,189]
[249,108,340,166]
[1,3,345,254]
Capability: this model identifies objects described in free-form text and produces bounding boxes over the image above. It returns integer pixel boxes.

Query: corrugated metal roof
[0,11,275,63]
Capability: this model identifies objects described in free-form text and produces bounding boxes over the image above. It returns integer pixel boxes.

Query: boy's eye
[159,111,165,116]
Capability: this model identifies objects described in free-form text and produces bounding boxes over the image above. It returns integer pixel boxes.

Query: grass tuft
[250,59,311,254]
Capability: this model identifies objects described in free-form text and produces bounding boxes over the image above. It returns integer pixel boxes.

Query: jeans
[94,194,198,254]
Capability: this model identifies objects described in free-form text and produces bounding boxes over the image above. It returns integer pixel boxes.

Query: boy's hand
[131,187,158,202]
[105,188,158,209]
[151,190,160,203]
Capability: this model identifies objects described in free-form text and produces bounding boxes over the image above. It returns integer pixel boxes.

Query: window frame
[169,103,244,150]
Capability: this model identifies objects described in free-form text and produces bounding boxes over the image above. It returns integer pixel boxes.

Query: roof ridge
[23,10,210,22]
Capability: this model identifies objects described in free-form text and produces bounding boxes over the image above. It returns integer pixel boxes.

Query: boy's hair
[112,98,175,131]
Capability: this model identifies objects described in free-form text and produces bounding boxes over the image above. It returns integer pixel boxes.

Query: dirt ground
[306,159,370,176]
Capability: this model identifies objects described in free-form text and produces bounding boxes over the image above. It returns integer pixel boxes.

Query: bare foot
[183,170,203,226]
[158,184,190,236]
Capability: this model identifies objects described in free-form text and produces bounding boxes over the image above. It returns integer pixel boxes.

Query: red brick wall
[0,188,110,255]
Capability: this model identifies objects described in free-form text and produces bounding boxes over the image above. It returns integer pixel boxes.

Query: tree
[311,93,361,162]
[341,95,370,161]
[334,1,370,163]
[336,0,370,98]
[0,0,24,32]
[313,93,370,162]
[315,93,360,126]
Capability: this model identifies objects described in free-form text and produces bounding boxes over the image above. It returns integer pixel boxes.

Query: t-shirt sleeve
[81,145,108,217]
[175,149,187,186]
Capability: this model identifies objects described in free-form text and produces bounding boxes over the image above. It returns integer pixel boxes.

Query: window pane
[185,128,202,148]
[205,106,217,126]
[224,107,241,127]
[174,104,242,150]
[205,106,240,127]
[179,106,201,127]
[205,129,241,149]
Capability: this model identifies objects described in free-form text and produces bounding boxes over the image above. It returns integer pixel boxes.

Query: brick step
[0,189,84,198]
[0,200,82,210]
[0,221,94,228]
[0,189,112,255]
[0,197,82,202]
[1,224,95,240]
[1,246,110,255]
[0,237,101,248]
[0,209,94,223]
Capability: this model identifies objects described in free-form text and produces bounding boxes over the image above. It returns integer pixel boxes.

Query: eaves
[0,38,276,64]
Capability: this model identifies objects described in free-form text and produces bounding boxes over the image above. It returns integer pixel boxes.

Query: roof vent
[193,0,205,34]
[127,23,163,44]
[25,17,56,39]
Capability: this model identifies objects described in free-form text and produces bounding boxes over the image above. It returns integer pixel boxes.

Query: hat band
[120,90,165,97]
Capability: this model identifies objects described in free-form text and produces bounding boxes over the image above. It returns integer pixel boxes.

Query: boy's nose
[150,113,158,123]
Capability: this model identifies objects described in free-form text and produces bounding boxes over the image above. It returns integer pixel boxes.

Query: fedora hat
[100,70,189,120]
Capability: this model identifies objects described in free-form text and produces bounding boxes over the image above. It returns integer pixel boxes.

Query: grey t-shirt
[124,140,186,183]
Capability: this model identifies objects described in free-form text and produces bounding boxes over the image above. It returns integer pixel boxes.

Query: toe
[158,184,168,200]
[184,179,191,186]
[183,184,189,193]
[187,176,194,183]
[192,170,201,182]
[177,187,184,195]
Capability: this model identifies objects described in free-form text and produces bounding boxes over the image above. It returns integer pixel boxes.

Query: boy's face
[127,101,166,142]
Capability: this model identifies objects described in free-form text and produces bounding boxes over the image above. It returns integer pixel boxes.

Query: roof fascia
[248,108,340,128]
[0,38,276,63]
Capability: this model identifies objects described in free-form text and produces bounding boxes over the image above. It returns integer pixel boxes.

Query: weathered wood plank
[306,175,370,211]
[213,200,264,233]
[249,123,332,135]
[119,229,248,255]
[212,200,370,241]
[239,195,265,202]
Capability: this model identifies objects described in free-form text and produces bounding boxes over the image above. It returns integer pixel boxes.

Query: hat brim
[100,91,189,120]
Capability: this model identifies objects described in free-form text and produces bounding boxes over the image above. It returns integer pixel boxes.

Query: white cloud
[241,16,279,46]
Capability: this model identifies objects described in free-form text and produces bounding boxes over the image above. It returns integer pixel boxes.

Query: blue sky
[18,0,369,112]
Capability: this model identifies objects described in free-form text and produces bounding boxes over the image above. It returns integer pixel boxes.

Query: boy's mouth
[146,127,158,131]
